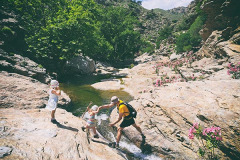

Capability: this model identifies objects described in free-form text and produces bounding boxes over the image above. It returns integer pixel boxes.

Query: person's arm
[99,103,115,110]
[87,106,90,113]
[109,112,123,127]
[56,89,61,95]
[52,89,61,96]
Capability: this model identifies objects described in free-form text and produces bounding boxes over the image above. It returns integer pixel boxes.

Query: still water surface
[60,74,133,116]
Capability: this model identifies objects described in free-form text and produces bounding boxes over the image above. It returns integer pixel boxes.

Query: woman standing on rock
[46,80,61,123]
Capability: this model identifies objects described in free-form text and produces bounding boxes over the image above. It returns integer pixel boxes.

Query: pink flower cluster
[227,62,240,79]
[203,126,222,141]
[188,123,199,139]
[187,74,196,81]
[155,74,184,87]
[188,123,223,141]
[188,123,222,158]
[153,51,201,87]
[154,51,197,73]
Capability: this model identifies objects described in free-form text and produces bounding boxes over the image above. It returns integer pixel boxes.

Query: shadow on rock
[91,139,109,145]
[55,121,79,132]
[140,137,152,154]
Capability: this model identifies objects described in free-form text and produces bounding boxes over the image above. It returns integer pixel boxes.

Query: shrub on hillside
[140,41,155,54]
[176,15,205,53]
[176,32,191,53]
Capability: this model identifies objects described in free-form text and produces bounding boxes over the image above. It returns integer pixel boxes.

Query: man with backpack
[99,96,146,148]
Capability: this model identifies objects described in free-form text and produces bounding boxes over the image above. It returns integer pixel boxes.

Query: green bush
[183,45,192,52]
[176,15,205,53]
[176,32,191,53]
[100,6,142,62]
[129,63,134,69]
[7,0,145,67]
[175,17,190,31]
[158,26,172,41]
[146,9,156,19]
[156,40,161,49]
[156,26,172,50]
[1,26,15,42]
[1,26,14,36]
[140,41,155,54]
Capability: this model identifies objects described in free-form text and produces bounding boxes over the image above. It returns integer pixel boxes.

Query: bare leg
[85,126,96,134]
[132,123,143,134]
[116,127,124,144]
[84,125,91,134]
[85,125,91,129]
[51,109,56,119]
[92,127,97,135]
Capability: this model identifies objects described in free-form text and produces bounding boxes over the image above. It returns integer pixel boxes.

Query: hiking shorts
[120,117,135,128]
[87,120,97,128]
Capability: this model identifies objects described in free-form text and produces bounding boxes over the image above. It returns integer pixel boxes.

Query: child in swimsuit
[82,105,100,138]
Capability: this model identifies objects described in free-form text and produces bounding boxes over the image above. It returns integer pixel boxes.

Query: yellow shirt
[117,100,130,117]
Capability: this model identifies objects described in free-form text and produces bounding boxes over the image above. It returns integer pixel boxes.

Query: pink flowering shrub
[153,51,201,87]
[155,74,185,87]
[227,62,240,79]
[189,123,223,159]
[154,51,198,74]
[187,74,197,81]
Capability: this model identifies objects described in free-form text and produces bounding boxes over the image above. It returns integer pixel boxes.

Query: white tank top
[49,89,58,101]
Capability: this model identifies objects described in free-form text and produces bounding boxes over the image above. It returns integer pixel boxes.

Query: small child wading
[46,80,61,123]
[82,105,100,138]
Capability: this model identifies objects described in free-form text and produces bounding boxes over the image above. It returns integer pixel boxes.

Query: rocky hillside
[95,0,178,40]
[197,0,240,59]
[91,0,240,159]
[154,7,187,22]
[92,43,240,159]
[0,49,51,83]
[200,0,240,41]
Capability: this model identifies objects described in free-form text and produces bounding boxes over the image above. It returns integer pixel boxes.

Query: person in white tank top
[46,80,61,123]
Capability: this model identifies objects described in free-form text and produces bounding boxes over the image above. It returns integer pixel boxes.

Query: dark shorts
[120,117,135,128]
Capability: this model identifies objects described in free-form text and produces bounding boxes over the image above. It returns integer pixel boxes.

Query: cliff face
[95,0,174,40]
[0,5,26,52]
[200,0,240,41]
[198,0,240,59]
[168,7,188,14]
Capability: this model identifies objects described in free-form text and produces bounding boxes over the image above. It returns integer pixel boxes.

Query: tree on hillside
[100,6,142,62]
[5,0,145,69]
[8,0,110,65]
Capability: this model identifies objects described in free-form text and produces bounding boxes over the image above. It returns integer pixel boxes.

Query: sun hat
[91,105,98,111]
[50,80,59,88]
[111,96,119,103]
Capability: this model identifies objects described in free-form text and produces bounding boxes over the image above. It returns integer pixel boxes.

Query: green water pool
[60,74,133,116]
